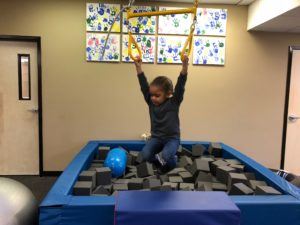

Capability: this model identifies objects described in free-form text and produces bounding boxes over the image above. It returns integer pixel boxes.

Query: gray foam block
[178,156,193,167]
[225,159,241,165]
[212,182,227,192]
[179,183,195,191]
[73,181,92,196]
[182,147,193,157]
[136,152,144,164]
[249,180,267,190]
[143,178,161,189]
[192,144,206,157]
[255,186,282,195]
[113,183,128,191]
[227,173,249,190]
[95,167,112,186]
[114,179,130,184]
[191,159,211,175]
[158,174,169,183]
[162,182,178,190]
[210,160,229,176]
[167,167,187,176]
[244,172,256,180]
[229,183,254,195]
[90,163,103,168]
[216,166,236,184]
[229,164,245,172]
[195,172,213,183]
[179,171,193,183]
[168,176,183,183]
[195,181,213,191]
[124,172,137,179]
[128,178,144,190]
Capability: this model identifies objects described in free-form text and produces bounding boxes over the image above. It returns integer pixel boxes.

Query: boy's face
[149,85,170,106]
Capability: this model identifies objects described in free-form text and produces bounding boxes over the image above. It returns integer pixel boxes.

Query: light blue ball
[104,147,127,178]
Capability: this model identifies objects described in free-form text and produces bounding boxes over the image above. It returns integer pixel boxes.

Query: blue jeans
[141,137,180,170]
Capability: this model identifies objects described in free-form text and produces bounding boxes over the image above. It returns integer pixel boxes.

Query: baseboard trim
[41,171,62,176]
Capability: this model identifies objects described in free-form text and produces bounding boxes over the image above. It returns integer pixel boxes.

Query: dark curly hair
[150,76,173,94]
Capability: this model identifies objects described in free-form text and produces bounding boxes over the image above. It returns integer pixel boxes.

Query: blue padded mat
[115,191,241,225]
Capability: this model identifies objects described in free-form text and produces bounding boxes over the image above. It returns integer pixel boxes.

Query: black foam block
[98,146,110,160]
[73,181,92,196]
[95,167,112,186]
[137,162,154,178]
[93,185,110,195]
[191,159,210,174]
[208,142,223,157]
[78,170,96,189]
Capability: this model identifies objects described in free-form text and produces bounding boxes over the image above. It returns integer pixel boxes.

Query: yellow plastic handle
[128,31,142,62]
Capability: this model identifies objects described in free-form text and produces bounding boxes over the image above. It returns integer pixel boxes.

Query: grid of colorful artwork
[122,6,157,34]
[158,7,193,35]
[85,3,228,65]
[86,3,121,32]
[86,33,120,62]
[193,36,225,65]
[122,35,156,63]
[157,36,187,64]
[194,8,227,36]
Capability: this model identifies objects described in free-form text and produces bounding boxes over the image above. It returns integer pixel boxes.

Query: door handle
[28,108,39,113]
[288,115,300,122]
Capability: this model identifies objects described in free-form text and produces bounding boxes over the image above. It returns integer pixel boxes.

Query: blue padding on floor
[115,191,241,225]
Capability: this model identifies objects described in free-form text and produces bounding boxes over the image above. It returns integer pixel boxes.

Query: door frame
[281,46,300,169]
[0,35,43,175]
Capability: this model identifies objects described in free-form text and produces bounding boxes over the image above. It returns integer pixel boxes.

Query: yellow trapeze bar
[127,8,195,19]
[127,0,199,62]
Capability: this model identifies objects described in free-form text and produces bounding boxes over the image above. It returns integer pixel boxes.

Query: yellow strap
[127,0,199,62]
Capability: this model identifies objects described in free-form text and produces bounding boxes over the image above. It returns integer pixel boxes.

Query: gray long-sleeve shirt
[138,72,187,139]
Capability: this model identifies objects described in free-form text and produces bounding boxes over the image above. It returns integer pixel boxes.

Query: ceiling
[252,6,300,33]
[155,0,256,5]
